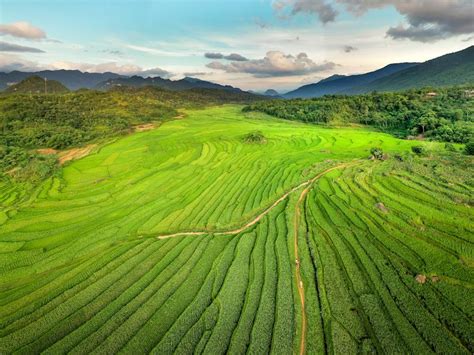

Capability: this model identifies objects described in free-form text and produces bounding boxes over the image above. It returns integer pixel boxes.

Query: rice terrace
[0,1,474,354]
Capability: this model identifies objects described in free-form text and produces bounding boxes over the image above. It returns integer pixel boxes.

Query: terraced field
[0,106,472,354]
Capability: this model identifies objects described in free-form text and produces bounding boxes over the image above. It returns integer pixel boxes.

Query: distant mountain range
[95,76,244,92]
[0,70,247,94]
[0,70,124,91]
[350,45,474,94]
[285,46,474,98]
[1,46,472,97]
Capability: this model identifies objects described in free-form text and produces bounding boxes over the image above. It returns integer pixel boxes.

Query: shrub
[411,146,425,155]
[242,131,266,144]
[370,147,384,160]
[465,141,474,155]
[444,143,456,152]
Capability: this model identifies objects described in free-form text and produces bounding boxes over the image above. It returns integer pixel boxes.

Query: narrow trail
[156,161,359,354]
[157,162,356,240]
[293,162,356,355]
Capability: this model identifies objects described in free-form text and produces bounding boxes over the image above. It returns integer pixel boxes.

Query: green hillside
[0,106,472,354]
[358,46,474,92]
[5,76,69,94]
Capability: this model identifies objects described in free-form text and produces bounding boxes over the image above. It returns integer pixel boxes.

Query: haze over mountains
[1,46,472,98]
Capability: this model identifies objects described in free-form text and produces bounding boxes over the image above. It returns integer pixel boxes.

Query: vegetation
[242,130,266,144]
[244,86,474,144]
[370,147,384,160]
[5,76,69,94]
[465,141,474,155]
[0,87,263,179]
[0,106,472,354]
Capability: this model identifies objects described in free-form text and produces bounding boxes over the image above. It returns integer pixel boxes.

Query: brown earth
[58,144,97,165]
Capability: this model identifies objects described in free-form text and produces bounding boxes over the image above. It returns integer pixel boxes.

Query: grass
[0,105,472,353]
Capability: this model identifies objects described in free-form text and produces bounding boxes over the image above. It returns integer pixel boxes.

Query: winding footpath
[156,161,359,354]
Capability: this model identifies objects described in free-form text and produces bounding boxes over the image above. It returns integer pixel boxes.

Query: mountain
[285,63,418,98]
[0,70,125,91]
[264,89,279,96]
[5,75,69,94]
[96,76,244,92]
[353,46,474,93]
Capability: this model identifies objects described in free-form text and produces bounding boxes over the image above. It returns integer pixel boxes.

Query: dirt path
[156,161,358,353]
[293,162,357,354]
[157,162,355,239]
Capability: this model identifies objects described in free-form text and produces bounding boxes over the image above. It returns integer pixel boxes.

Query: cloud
[383,1,474,42]
[224,53,249,61]
[343,45,357,53]
[0,21,46,40]
[204,52,248,61]
[138,67,171,77]
[0,54,43,72]
[183,71,209,77]
[206,51,336,77]
[386,24,448,42]
[273,0,474,42]
[48,61,172,77]
[204,52,224,59]
[273,0,338,23]
[0,41,45,53]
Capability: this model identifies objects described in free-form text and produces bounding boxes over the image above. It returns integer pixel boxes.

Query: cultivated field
[0,106,472,354]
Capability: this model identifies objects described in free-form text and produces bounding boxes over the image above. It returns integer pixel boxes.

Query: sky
[0,0,473,92]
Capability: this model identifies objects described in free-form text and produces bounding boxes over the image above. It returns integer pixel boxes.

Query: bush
[370,147,384,160]
[444,143,456,152]
[242,131,266,144]
[465,141,474,155]
[411,146,425,155]
[394,154,404,161]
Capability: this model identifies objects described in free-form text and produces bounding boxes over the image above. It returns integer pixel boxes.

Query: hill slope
[354,45,474,93]
[285,63,417,98]
[0,106,471,354]
[5,75,69,94]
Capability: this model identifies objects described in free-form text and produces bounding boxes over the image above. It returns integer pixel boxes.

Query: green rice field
[0,105,472,354]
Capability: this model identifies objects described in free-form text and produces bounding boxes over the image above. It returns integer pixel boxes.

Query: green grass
[0,105,472,353]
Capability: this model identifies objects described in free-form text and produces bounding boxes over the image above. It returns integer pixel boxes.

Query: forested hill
[0,86,265,181]
[245,86,474,144]
[5,76,69,94]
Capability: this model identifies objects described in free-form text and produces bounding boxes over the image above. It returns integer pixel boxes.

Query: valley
[0,106,472,354]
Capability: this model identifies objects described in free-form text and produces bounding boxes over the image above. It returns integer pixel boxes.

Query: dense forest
[0,87,262,180]
[245,86,474,144]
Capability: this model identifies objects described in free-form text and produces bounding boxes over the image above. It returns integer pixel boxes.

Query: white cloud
[0,53,43,71]
[50,61,171,77]
[0,21,46,40]
[207,51,337,77]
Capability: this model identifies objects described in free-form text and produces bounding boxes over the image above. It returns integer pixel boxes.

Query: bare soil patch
[134,123,156,132]
[59,144,96,165]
